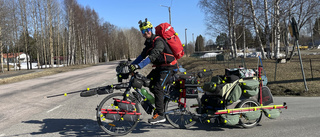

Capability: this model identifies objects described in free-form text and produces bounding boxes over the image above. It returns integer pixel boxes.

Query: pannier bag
[220,114,240,126]
[243,110,262,120]
[203,82,217,93]
[113,99,136,111]
[122,113,141,122]
[240,79,260,90]
[200,94,224,108]
[226,84,242,103]
[203,75,225,93]
[211,75,225,84]
[242,88,259,97]
[263,109,281,119]
[105,113,121,121]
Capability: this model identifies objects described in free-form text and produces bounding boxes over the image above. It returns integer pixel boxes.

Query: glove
[130,64,140,72]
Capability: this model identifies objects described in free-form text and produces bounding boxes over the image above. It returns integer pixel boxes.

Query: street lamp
[160,5,171,25]
[185,28,187,56]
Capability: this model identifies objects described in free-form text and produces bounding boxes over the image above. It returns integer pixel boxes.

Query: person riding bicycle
[130,18,178,124]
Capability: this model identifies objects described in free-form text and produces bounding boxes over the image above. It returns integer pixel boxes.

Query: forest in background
[0,0,320,72]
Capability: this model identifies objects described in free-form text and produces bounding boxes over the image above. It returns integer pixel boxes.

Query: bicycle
[80,60,214,136]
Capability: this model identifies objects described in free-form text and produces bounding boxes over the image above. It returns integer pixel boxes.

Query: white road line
[47,105,62,113]
[0,134,6,137]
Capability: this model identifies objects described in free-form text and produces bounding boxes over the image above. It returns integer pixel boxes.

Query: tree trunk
[47,0,54,68]
[231,0,237,58]
[274,0,280,59]
[248,0,266,59]
[264,0,271,58]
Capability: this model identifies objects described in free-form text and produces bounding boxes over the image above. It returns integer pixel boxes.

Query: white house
[1,52,30,63]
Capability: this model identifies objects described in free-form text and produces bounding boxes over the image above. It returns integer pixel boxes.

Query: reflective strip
[165,26,172,32]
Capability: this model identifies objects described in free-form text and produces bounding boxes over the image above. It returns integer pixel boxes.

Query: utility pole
[160,5,171,25]
[185,28,187,56]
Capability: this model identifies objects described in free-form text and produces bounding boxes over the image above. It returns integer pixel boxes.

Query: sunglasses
[141,28,151,34]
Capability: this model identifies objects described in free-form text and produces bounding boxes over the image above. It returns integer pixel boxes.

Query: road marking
[0,134,6,137]
[47,105,62,113]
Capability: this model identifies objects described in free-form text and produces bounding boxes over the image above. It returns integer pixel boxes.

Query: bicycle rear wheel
[97,92,140,136]
[164,97,199,129]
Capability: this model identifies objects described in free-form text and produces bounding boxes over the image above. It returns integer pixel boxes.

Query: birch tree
[199,0,239,58]
[247,0,266,59]
[264,0,271,58]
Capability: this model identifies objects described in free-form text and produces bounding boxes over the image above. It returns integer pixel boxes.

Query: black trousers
[147,68,173,116]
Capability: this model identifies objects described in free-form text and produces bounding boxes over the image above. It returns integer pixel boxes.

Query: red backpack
[155,23,184,59]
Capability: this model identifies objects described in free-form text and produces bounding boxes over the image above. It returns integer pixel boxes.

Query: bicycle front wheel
[164,97,199,129]
[97,92,140,136]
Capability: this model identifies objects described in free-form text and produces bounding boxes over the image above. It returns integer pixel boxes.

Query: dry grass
[0,64,94,85]
[178,55,320,97]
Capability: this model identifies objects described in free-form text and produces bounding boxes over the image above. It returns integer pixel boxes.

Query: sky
[77,0,212,44]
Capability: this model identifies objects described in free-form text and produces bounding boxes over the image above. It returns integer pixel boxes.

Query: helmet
[138,18,153,30]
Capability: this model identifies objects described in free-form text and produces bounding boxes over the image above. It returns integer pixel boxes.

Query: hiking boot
[148,113,166,124]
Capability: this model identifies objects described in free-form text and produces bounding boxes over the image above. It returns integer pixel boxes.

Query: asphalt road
[0,61,320,137]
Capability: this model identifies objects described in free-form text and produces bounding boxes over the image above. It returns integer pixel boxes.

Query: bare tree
[19,0,30,69]
[247,0,266,59]
[199,0,239,58]
[264,0,271,58]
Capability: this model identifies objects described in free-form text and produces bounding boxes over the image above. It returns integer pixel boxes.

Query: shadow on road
[268,77,320,84]
[20,119,106,136]
[11,117,242,136]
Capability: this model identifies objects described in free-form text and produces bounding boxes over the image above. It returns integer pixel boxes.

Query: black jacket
[141,34,177,70]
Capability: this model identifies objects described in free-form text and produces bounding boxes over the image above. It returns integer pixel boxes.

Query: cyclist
[130,18,178,124]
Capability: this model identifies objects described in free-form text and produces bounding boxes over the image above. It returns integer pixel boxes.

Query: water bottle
[140,88,155,104]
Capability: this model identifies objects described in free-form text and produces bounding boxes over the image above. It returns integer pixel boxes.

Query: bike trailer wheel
[236,99,262,128]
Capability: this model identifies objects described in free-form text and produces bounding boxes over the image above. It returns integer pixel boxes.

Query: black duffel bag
[201,93,224,108]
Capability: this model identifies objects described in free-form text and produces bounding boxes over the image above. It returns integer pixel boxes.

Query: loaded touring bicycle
[80,60,287,136]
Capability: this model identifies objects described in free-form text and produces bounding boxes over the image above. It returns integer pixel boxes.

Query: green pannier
[203,82,217,92]
[220,114,240,126]
[243,88,259,97]
[203,76,226,93]
[240,79,259,90]
[226,84,242,103]
[243,110,262,120]
[263,109,281,119]
[211,76,225,84]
